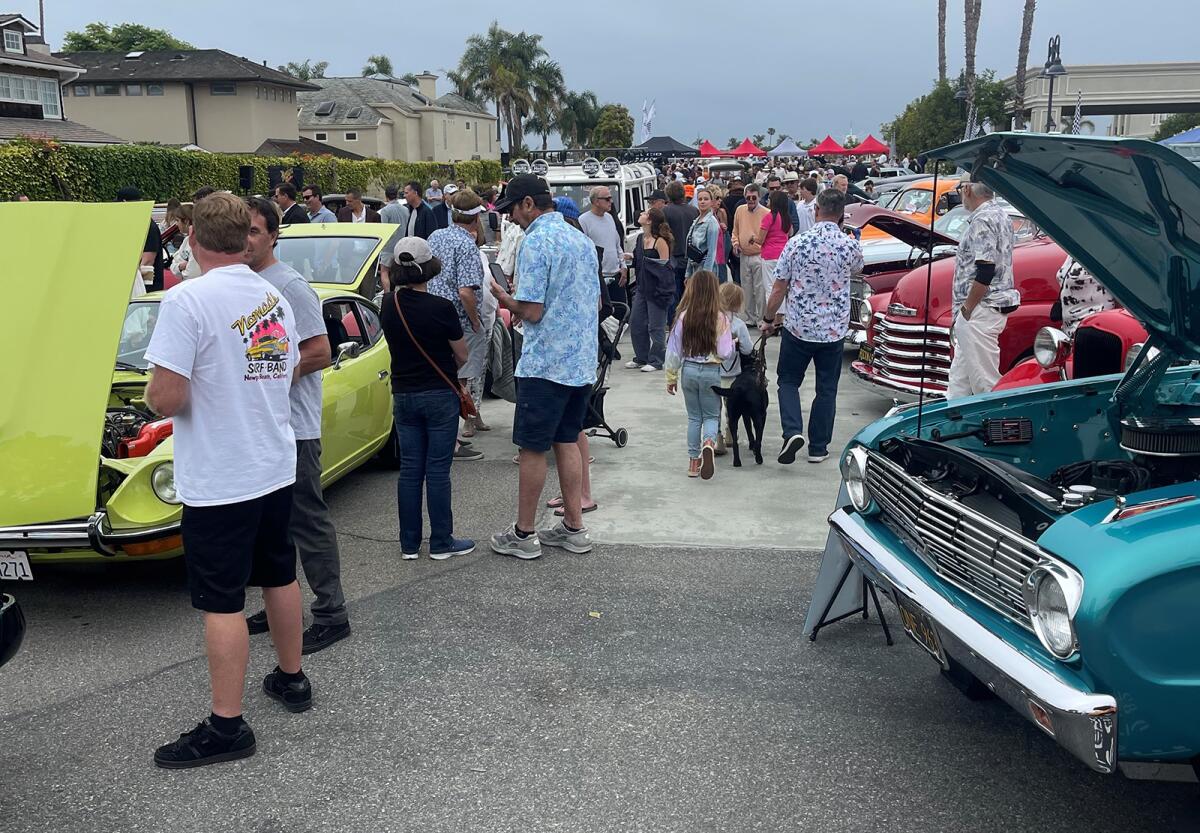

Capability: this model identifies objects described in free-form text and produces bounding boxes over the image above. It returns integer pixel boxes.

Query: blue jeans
[630,286,667,368]
[680,362,722,458]
[393,389,460,553]
[777,330,843,456]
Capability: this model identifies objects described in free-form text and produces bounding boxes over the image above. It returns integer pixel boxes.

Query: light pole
[1042,35,1067,133]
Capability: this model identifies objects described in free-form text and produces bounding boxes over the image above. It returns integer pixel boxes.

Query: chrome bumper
[848,362,945,403]
[828,507,1118,774]
[0,512,181,556]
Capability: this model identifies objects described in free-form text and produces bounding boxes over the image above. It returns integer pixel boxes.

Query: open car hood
[843,203,959,250]
[0,202,152,526]
[930,132,1200,357]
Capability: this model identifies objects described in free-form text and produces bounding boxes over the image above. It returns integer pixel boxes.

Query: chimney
[415,71,437,101]
[25,35,49,56]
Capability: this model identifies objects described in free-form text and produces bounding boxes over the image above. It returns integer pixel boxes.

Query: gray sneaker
[538,521,593,554]
[490,525,541,559]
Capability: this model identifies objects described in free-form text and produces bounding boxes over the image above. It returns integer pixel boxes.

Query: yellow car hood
[0,202,153,526]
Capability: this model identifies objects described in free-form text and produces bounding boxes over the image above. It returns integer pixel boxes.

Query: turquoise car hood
[929,132,1200,357]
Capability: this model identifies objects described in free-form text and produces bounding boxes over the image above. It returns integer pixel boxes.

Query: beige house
[58,48,319,153]
[298,73,498,163]
[0,13,123,146]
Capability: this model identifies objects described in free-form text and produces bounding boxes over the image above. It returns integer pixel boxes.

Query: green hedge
[0,140,503,202]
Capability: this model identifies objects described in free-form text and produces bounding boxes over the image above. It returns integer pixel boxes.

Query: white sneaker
[807,453,829,464]
[490,525,542,559]
[401,551,419,560]
[640,364,660,373]
[624,360,643,369]
[537,521,593,553]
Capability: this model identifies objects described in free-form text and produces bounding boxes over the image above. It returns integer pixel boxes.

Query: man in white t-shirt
[145,192,311,769]
[242,197,350,654]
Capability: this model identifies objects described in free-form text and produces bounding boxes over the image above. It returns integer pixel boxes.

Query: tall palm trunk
[1012,0,1037,129]
[964,0,983,112]
[937,0,947,82]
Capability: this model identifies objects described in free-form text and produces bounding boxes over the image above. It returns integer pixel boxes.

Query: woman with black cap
[379,237,476,561]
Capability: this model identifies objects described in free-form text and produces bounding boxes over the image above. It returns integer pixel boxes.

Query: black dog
[713,335,769,466]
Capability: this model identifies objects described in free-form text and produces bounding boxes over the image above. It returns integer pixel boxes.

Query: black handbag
[685,217,707,264]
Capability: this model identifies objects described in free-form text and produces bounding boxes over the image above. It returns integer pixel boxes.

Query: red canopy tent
[698,140,724,157]
[849,135,890,155]
[807,135,848,155]
[730,138,766,157]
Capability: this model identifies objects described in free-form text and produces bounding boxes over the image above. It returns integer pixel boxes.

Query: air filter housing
[1120,416,1200,457]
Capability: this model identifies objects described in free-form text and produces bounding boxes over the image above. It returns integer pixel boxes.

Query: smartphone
[488,261,510,293]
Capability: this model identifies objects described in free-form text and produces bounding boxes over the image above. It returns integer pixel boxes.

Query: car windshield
[549,182,621,215]
[117,301,160,370]
[934,205,1040,242]
[276,235,380,284]
[892,188,933,215]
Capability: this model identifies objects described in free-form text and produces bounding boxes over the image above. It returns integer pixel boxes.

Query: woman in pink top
[751,190,793,287]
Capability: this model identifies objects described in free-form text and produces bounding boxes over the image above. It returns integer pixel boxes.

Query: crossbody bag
[685,216,708,264]
[391,291,479,420]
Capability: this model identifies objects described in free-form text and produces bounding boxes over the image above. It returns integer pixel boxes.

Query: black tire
[614,428,629,448]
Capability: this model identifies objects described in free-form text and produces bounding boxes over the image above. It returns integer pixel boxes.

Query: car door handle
[378,370,389,380]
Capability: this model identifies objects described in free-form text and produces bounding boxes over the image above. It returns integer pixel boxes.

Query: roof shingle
[56,49,320,90]
[0,116,124,144]
[298,77,495,127]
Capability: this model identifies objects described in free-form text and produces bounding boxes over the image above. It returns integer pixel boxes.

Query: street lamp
[1042,35,1067,133]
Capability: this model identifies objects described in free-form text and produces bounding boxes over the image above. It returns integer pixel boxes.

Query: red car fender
[994,357,1066,390]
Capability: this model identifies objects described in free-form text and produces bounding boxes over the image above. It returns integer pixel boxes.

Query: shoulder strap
[391,291,462,395]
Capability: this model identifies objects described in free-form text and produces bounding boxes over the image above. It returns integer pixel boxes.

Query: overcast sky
[33,0,1200,147]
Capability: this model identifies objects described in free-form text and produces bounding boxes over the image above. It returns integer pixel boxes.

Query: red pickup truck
[850,226,1065,401]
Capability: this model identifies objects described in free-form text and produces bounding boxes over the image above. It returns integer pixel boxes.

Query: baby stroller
[585,300,630,447]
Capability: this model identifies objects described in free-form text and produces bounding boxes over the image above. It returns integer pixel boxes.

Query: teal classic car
[0,210,398,567]
[813,133,1200,781]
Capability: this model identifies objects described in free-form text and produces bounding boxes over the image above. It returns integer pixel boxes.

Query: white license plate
[0,550,33,581]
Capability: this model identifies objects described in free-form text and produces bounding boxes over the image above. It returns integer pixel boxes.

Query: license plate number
[896,595,943,663]
[858,344,874,363]
[0,550,32,581]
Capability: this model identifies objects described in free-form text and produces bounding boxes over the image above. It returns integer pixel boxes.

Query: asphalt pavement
[0,345,1194,832]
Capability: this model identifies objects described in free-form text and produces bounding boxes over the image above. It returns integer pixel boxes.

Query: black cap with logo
[494,174,551,213]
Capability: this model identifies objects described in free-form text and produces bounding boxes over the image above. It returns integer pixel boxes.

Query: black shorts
[181,486,296,614]
[512,377,591,452]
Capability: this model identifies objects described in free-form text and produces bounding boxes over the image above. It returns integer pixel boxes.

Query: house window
[96,83,120,96]
[465,121,470,130]
[0,73,61,117]
[344,131,357,141]
[3,30,22,53]
[38,79,59,117]
[72,84,90,96]
[314,132,327,141]
[125,83,142,96]
[147,83,164,96]
[210,81,236,95]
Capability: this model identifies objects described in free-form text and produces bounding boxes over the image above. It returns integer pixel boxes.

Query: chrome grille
[849,277,865,329]
[870,316,951,396]
[865,451,1040,630]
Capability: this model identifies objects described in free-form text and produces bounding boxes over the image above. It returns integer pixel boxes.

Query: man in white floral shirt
[763,189,863,465]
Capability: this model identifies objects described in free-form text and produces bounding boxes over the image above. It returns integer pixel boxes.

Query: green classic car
[0,207,399,568]
[809,133,1200,781]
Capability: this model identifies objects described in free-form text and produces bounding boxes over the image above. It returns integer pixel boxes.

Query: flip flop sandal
[546,496,564,508]
[554,504,598,517]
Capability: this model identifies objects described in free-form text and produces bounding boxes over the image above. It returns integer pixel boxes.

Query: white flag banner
[641,100,656,144]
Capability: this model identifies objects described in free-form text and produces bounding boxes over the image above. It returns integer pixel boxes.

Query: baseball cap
[494,174,551,213]
[646,189,667,202]
[393,236,433,265]
[444,183,460,196]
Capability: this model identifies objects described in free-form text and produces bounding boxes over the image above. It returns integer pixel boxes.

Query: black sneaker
[246,610,269,635]
[262,667,313,713]
[777,434,806,465]
[301,621,351,655]
[154,719,256,769]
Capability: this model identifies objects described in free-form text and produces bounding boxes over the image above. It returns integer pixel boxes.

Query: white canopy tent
[767,138,806,157]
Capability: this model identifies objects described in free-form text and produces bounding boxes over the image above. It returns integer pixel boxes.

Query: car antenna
[915,161,940,438]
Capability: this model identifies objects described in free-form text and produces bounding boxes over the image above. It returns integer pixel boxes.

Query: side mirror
[332,341,361,370]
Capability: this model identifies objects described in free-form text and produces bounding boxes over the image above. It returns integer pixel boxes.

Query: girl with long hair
[684,187,721,278]
[627,206,674,371]
[664,270,735,479]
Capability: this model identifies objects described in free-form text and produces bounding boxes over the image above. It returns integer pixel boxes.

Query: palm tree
[457,22,510,143]
[362,54,393,77]
[964,0,983,117]
[1012,0,1037,129]
[525,59,565,151]
[557,90,599,148]
[937,0,948,82]
[279,59,327,81]
[443,69,481,104]
[454,22,554,151]
[767,127,776,142]
[726,137,739,150]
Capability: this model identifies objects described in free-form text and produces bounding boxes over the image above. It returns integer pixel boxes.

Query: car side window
[356,301,383,346]
[323,299,368,359]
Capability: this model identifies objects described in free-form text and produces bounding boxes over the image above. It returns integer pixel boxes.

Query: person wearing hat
[379,236,477,560]
[432,182,459,230]
[646,189,667,211]
[489,174,599,560]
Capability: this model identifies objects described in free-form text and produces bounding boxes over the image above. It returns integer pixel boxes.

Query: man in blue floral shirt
[763,189,863,465]
[490,175,599,560]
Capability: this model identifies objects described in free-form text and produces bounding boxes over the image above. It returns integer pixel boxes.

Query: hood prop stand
[915,165,941,438]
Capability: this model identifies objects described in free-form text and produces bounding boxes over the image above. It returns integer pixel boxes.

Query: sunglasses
[768,185,781,191]
[595,196,612,201]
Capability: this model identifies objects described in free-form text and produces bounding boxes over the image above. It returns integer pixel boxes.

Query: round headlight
[858,300,875,328]
[1124,342,1145,372]
[860,283,874,301]
[1024,565,1081,659]
[1033,327,1071,369]
[844,446,873,512]
[151,462,181,505]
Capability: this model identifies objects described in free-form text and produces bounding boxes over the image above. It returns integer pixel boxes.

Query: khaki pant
[741,254,765,323]
[947,305,1008,399]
